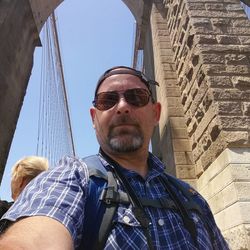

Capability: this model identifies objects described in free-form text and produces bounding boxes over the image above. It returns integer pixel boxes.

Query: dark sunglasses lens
[95,92,119,110]
[124,88,150,107]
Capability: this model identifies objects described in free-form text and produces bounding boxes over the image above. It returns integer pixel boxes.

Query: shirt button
[158,219,165,226]
[193,216,199,223]
[123,216,130,224]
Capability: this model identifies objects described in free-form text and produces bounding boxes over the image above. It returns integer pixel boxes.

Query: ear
[90,107,96,129]
[153,102,161,125]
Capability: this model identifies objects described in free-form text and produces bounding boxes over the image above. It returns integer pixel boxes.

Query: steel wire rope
[36,12,76,166]
[49,20,58,164]
[46,23,54,163]
[51,12,75,157]
[39,22,50,157]
[55,12,74,159]
[36,26,46,156]
[54,12,74,159]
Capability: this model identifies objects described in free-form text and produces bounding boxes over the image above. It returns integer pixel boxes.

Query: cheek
[139,111,157,131]
[95,114,111,132]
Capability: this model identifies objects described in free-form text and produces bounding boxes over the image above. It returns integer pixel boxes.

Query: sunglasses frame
[93,88,152,111]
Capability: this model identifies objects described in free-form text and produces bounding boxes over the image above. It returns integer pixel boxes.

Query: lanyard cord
[99,149,154,250]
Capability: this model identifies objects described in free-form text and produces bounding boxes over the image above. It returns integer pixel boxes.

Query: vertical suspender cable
[51,11,76,156]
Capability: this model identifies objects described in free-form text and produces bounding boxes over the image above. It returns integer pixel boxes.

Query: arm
[0,156,90,249]
[0,216,73,250]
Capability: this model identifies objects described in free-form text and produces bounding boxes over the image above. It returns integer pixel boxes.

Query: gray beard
[108,133,143,153]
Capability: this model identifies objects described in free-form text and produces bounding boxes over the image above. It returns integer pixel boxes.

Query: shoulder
[164,173,211,212]
[165,173,194,191]
[47,155,91,181]
[57,155,89,170]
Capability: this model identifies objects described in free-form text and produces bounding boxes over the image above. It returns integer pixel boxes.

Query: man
[0,156,49,218]
[0,66,229,249]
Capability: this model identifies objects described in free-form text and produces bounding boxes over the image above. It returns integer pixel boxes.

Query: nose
[116,96,130,114]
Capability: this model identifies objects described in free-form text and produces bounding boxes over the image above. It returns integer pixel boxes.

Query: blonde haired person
[11,156,49,201]
[0,156,48,220]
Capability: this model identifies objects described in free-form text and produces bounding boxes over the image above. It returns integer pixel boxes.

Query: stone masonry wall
[153,0,250,177]
[148,1,250,248]
[150,5,196,184]
[197,148,250,249]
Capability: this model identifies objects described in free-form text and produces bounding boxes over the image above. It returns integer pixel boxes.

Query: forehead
[98,74,148,93]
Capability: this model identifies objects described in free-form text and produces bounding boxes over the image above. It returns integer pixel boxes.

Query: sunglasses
[93,88,152,111]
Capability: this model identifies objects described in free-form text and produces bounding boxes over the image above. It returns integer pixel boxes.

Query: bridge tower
[0,0,249,248]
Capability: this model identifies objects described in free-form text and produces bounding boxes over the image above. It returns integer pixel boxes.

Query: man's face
[90,73,161,155]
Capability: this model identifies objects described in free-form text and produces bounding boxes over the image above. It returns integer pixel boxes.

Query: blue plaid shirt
[2,153,229,249]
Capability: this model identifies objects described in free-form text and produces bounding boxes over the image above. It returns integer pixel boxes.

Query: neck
[100,148,149,178]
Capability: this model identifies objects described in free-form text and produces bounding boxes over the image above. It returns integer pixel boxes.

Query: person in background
[0,66,229,249]
[0,156,49,218]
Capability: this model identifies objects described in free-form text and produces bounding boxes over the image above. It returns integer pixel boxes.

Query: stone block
[176,164,196,179]
[168,106,185,116]
[165,87,181,97]
[213,88,250,101]
[171,127,188,139]
[209,191,226,214]
[224,131,249,145]
[230,164,250,181]
[235,182,250,200]
[223,224,250,250]
[208,75,233,88]
[201,53,225,64]
[170,117,187,128]
[216,202,250,230]
[216,35,240,45]
[217,101,242,116]
[225,54,249,65]
[220,116,249,130]
[226,65,250,74]
[196,34,218,44]
[205,3,225,11]
[172,139,192,151]
[174,151,194,165]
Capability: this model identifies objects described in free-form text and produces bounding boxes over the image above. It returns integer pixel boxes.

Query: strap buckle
[100,186,119,205]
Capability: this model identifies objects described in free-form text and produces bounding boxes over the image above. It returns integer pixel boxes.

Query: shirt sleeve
[2,155,89,248]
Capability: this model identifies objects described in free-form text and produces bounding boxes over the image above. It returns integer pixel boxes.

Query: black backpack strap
[161,174,216,246]
[159,175,198,245]
[99,150,154,250]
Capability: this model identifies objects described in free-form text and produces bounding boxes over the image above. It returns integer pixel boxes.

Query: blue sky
[0,0,135,200]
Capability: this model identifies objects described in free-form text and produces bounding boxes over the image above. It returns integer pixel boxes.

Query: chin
[109,137,143,153]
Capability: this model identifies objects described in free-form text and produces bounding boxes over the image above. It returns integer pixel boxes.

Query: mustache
[110,115,138,128]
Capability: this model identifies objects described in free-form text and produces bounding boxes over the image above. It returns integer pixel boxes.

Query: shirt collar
[98,150,166,179]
